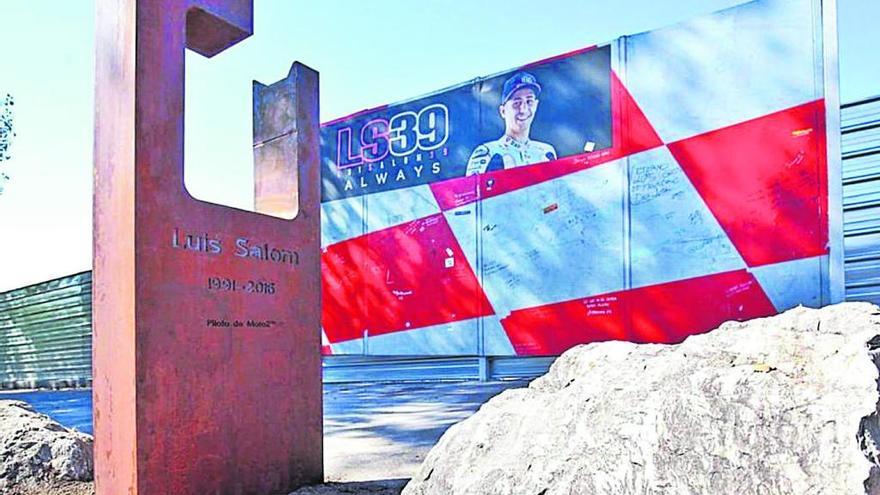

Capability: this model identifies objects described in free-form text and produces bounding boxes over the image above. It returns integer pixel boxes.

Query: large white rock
[0,400,93,493]
[404,303,880,495]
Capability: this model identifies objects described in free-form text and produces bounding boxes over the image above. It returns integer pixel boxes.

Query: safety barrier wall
[0,271,92,389]
[319,0,842,356]
[842,96,880,304]
[3,0,867,385]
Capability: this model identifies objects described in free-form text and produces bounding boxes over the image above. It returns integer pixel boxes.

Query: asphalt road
[0,380,528,483]
[0,389,93,433]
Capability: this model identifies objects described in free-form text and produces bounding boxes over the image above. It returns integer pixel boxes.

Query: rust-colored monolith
[93,1,323,494]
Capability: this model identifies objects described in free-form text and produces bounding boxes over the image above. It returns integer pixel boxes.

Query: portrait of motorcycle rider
[465,71,557,176]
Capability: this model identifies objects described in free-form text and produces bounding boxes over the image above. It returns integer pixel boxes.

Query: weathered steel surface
[254,63,316,219]
[93,1,322,494]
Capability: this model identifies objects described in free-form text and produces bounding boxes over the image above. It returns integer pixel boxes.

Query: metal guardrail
[321,355,555,383]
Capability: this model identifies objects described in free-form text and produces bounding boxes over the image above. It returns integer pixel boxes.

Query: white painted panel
[478,161,626,315]
[630,146,746,288]
[625,0,818,143]
[321,196,364,247]
[364,184,441,233]
[365,317,479,356]
[750,255,824,311]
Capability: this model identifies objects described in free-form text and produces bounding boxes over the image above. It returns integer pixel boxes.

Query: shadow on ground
[290,478,408,494]
[322,380,528,481]
[0,379,529,485]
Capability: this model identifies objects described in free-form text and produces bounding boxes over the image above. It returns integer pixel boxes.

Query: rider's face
[500,88,539,136]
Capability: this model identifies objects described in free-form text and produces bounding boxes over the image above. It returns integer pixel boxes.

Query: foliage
[0,94,13,194]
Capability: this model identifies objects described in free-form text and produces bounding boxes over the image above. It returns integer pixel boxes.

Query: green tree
[0,94,13,194]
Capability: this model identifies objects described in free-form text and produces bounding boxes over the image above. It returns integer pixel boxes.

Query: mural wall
[318,0,840,356]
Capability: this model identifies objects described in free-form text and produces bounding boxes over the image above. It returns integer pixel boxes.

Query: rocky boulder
[0,400,93,494]
[404,303,880,495]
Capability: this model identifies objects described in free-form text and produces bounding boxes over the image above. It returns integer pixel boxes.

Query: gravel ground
[14,479,407,495]
[289,479,409,495]
[8,480,94,495]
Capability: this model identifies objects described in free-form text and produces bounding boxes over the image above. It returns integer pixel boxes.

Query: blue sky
[1,0,878,291]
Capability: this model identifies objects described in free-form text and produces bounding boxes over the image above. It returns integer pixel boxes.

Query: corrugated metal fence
[842,96,880,304]
[0,271,92,389]
[2,96,880,389]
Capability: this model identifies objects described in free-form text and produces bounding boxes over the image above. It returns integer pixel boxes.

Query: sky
[0,0,878,292]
